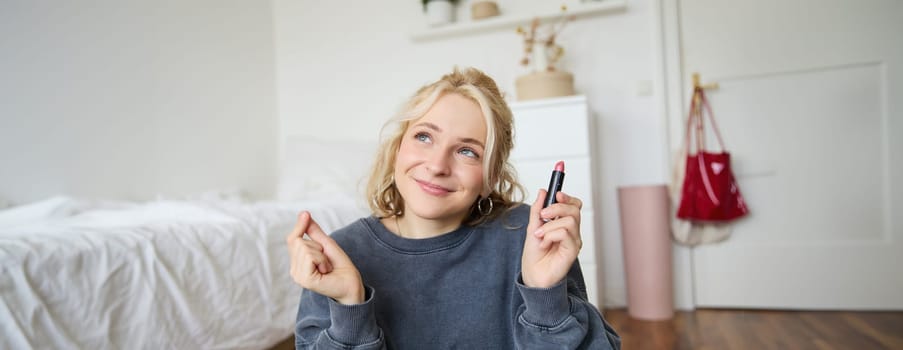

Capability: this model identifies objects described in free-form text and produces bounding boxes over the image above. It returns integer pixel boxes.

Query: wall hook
[692,72,719,90]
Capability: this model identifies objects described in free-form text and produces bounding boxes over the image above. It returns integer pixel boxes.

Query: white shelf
[410,0,627,42]
[509,95,587,110]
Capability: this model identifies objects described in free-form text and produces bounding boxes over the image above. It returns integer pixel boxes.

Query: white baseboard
[603,284,696,311]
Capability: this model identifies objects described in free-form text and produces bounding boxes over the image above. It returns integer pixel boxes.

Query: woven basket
[515,71,575,101]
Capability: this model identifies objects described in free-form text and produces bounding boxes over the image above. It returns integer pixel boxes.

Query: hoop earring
[477,196,493,216]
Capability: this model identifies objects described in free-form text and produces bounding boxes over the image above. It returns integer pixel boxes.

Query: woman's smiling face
[394,93,488,226]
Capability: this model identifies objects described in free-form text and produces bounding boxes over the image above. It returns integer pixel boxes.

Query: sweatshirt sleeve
[514,260,622,349]
[294,286,386,350]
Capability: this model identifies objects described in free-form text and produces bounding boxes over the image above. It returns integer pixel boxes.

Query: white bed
[0,136,376,349]
[0,194,367,349]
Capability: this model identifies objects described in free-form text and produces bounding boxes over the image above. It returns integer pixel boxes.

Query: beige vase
[515,71,575,101]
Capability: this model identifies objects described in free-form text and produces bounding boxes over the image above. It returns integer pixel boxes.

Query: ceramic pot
[425,0,455,26]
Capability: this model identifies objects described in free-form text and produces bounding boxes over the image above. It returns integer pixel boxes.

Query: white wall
[0,1,278,203]
[274,0,669,308]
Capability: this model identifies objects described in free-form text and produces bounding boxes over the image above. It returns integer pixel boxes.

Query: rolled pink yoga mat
[618,184,674,320]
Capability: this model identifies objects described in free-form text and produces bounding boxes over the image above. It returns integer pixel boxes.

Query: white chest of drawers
[508,95,603,308]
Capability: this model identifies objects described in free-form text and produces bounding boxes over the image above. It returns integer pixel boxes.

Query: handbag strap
[684,87,727,154]
[683,87,724,206]
[684,89,701,154]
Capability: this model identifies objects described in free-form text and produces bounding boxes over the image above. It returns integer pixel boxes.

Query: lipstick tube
[543,161,566,209]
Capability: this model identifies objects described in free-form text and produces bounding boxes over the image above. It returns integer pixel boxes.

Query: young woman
[286,67,620,349]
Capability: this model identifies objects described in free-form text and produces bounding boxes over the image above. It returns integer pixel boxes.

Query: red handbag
[676,87,749,222]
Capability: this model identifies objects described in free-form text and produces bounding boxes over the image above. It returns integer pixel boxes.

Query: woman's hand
[286,211,364,305]
[521,189,583,289]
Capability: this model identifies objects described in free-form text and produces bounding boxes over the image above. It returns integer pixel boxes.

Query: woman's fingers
[539,193,581,222]
[528,190,583,252]
[287,211,348,271]
[305,246,333,275]
[291,239,333,284]
[302,240,333,274]
[558,191,583,209]
[285,212,363,303]
[287,212,335,285]
[303,214,330,242]
[538,228,581,252]
[303,215,356,267]
[535,216,582,251]
[302,239,322,250]
[289,242,312,285]
[286,211,314,246]
[522,192,584,289]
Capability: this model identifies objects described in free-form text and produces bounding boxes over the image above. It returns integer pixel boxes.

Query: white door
[675,0,903,309]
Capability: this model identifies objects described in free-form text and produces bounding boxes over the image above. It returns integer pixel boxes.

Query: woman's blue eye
[415,132,431,143]
[459,148,479,159]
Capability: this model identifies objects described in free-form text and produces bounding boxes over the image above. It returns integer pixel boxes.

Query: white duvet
[0,196,367,349]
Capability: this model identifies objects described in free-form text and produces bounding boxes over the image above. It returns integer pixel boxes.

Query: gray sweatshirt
[294,204,621,349]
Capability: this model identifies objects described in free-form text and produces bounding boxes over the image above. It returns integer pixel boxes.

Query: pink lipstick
[543,161,565,209]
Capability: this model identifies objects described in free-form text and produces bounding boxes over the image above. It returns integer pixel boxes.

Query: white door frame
[652,0,697,310]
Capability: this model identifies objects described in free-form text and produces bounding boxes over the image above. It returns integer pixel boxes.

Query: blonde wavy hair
[366,67,525,226]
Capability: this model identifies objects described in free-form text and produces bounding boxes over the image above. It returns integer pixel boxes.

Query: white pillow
[154,188,249,203]
[0,196,76,228]
[0,196,141,229]
[277,136,377,201]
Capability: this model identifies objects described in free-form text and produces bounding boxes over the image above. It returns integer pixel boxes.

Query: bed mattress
[0,196,366,349]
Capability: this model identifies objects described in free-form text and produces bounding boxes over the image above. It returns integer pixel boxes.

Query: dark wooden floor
[270,336,293,350]
[604,308,903,350]
[271,308,903,350]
